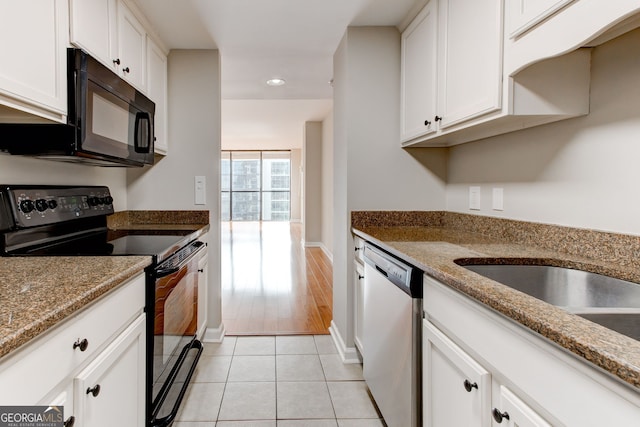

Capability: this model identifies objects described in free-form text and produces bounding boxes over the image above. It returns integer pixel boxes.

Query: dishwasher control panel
[363,242,422,297]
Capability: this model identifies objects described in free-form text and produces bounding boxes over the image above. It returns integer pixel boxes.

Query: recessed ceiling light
[266,78,286,86]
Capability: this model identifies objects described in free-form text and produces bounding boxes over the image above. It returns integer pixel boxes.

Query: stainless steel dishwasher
[362,242,422,427]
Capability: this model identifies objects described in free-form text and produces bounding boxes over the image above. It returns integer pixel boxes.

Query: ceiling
[133,0,423,149]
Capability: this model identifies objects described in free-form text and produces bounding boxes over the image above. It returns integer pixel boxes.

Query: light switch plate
[195,176,206,205]
[469,186,481,210]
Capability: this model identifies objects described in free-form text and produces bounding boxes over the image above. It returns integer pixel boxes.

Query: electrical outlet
[492,188,504,211]
[469,186,481,210]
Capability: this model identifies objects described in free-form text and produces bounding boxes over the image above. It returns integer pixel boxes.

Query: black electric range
[0,185,206,427]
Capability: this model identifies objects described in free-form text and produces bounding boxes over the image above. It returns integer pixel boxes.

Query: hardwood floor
[221,221,333,335]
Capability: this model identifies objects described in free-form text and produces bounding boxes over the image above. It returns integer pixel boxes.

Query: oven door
[80,78,154,165]
[148,240,205,427]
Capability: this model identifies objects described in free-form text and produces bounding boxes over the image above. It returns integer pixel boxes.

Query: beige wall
[321,112,334,259]
[332,27,447,358]
[304,121,323,244]
[127,49,223,337]
[446,28,640,236]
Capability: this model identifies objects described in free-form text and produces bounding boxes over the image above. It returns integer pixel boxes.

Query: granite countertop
[0,256,151,359]
[352,212,640,389]
[0,209,210,360]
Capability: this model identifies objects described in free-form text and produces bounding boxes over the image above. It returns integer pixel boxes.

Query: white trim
[202,324,226,343]
[304,241,333,263]
[329,321,360,364]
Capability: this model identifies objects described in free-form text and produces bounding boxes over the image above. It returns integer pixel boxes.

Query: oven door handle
[155,266,180,278]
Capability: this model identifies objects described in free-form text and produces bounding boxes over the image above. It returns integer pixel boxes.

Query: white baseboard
[202,323,226,343]
[305,241,333,263]
[329,321,360,364]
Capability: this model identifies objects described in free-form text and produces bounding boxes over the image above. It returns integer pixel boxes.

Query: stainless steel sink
[460,264,640,309]
[459,263,640,341]
[576,312,640,341]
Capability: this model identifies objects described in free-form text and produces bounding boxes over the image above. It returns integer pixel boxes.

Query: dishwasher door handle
[375,265,389,277]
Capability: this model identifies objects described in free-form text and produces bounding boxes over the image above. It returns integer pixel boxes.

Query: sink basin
[576,312,640,341]
[460,264,640,309]
[459,262,640,341]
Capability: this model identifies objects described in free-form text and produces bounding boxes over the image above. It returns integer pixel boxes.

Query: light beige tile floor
[174,335,385,427]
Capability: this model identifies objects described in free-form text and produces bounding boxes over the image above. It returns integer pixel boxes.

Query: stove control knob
[35,199,48,212]
[88,196,100,207]
[20,199,34,214]
[48,200,58,210]
[104,195,113,205]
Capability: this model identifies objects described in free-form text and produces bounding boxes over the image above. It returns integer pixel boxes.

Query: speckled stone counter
[108,210,210,234]
[0,256,150,359]
[352,211,640,389]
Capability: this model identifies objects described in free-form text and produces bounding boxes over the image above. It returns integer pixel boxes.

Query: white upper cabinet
[70,0,148,91]
[401,0,595,147]
[117,2,147,91]
[401,0,438,141]
[0,0,68,122]
[401,0,502,142]
[69,0,117,68]
[508,0,575,38]
[401,0,504,145]
[505,0,640,75]
[147,36,168,154]
[436,0,502,129]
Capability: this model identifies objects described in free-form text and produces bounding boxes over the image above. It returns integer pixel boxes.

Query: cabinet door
[39,382,74,427]
[493,385,552,427]
[147,37,168,154]
[437,0,502,129]
[508,0,575,38]
[74,315,145,427]
[423,320,491,427]
[69,0,118,69]
[401,0,438,142]
[0,0,67,119]
[117,2,147,90]
[353,260,365,354]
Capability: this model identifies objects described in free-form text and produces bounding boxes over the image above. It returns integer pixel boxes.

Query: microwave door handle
[134,112,151,153]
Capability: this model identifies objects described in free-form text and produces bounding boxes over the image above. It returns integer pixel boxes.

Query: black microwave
[0,48,155,167]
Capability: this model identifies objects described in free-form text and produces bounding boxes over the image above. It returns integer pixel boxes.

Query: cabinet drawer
[0,273,145,404]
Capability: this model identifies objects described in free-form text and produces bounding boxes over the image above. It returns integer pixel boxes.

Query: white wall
[0,155,128,211]
[127,49,223,337]
[332,27,447,358]
[447,28,640,236]
[321,112,334,258]
[304,121,323,245]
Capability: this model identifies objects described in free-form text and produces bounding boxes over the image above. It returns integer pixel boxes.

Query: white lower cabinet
[0,273,146,427]
[423,320,490,427]
[493,385,552,427]
[354,260,365,354]
[423,274,640,426]
[74,314,145,427]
